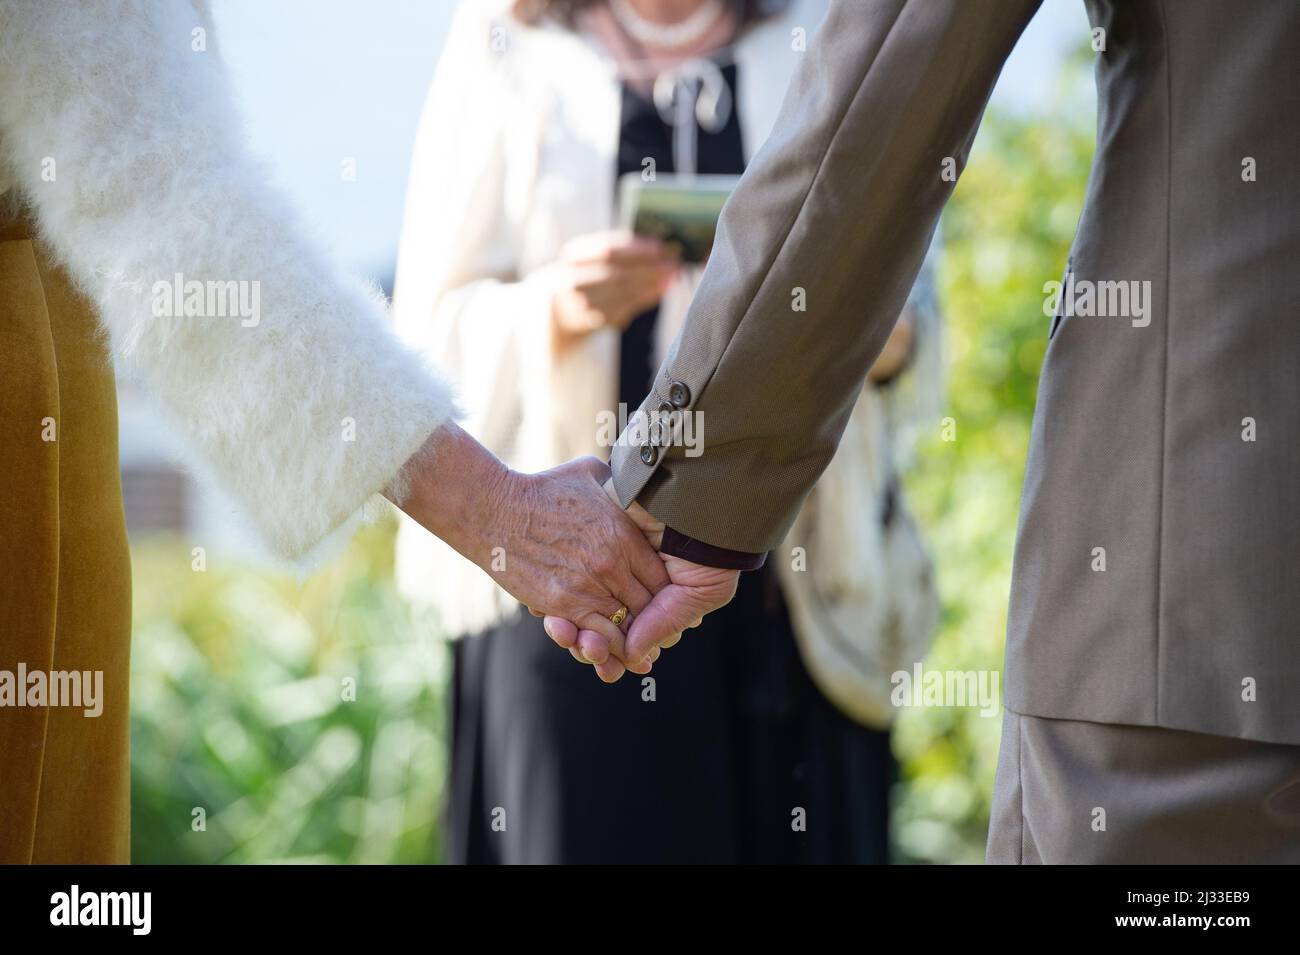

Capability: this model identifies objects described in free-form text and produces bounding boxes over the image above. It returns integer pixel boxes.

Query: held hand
[543,484,739,681]
[623,553,739,664]
[550,231,678,351]
[397,427,669,676]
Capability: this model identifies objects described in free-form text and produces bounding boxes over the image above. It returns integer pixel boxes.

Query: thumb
[624,586,695,662]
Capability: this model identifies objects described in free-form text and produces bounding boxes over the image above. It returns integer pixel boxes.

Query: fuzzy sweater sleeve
[0,0,456,559]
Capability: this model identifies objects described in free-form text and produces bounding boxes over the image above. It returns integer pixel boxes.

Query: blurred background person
[393,0,943,863]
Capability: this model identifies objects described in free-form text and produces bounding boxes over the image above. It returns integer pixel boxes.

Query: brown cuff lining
[660,525,767,571]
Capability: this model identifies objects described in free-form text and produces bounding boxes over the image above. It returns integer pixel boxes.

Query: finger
[624,651,653,675]
[568,646,586,664]
[595,657,626,683]
[598,235,673,266]
[605,480,665,549]
[620,577,654,620]
[622,527,670,595]
[577,629,612,666]
[624,586,695,662]
[529,607,543,617]
[609,262,677,293]
[596,487,670,595]
[572,629,611,665]
[582,543,651,630]
[582,609,651,674]
[543,616,579,650]
[568,261,621,291]
[568,259,669,307]
[606,271,675,318]
[580,463,668,600]
[659,631,683,650]
[605,240,673,266]
[577,611,628,664]
[562,231,661,265]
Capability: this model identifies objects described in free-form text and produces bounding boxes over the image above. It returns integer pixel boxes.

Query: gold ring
[609,606,629,627]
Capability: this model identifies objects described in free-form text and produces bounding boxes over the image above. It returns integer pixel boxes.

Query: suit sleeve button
[639,443,658,466]
[668,380,691,408]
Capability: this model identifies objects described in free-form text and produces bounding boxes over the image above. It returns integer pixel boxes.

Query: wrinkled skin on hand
[543,483,739,683]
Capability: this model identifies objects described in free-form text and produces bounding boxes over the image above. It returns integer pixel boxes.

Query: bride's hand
[394,425,670,674]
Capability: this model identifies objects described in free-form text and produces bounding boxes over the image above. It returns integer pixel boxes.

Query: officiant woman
[393,0,943,863]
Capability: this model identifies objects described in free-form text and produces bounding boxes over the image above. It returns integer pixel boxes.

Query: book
[617,172,741,263]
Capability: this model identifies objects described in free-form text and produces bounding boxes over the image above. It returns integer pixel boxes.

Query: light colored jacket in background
[394,0,940,726]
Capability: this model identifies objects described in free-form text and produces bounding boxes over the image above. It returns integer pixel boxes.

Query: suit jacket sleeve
[0,0,457,560]
[611,0,1041,553]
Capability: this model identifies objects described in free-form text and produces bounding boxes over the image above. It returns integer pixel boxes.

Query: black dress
[447,61,895,865]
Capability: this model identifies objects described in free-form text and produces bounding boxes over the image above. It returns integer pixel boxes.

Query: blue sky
[213,0,1094,282]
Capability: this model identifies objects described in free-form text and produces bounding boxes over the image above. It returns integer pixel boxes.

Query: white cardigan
[392,0,942,728]
[0,1,455,559]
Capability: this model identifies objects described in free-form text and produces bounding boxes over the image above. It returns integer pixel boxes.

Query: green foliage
[129,521,448,864]
[892,69,1094,862]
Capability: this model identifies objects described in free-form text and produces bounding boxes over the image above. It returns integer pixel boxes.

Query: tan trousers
[987,707,1300,864]
[0,210,132,863]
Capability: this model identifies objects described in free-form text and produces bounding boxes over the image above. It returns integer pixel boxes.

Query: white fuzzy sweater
[0,0,455,558]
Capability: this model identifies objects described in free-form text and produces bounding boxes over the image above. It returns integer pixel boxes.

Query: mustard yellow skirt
[0,209,132,863]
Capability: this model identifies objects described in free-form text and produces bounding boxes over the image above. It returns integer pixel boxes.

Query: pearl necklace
[609,0,726,49]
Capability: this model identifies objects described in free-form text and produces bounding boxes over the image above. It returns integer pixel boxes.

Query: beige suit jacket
[612,0,1300,745]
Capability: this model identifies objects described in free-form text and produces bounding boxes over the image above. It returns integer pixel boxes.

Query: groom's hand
[622,552,739,664]
[543,482,739,680]
[398,426,669,664]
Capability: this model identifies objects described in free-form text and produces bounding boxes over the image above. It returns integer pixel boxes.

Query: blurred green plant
[129,520,448,864]
[891,51,1095,862]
